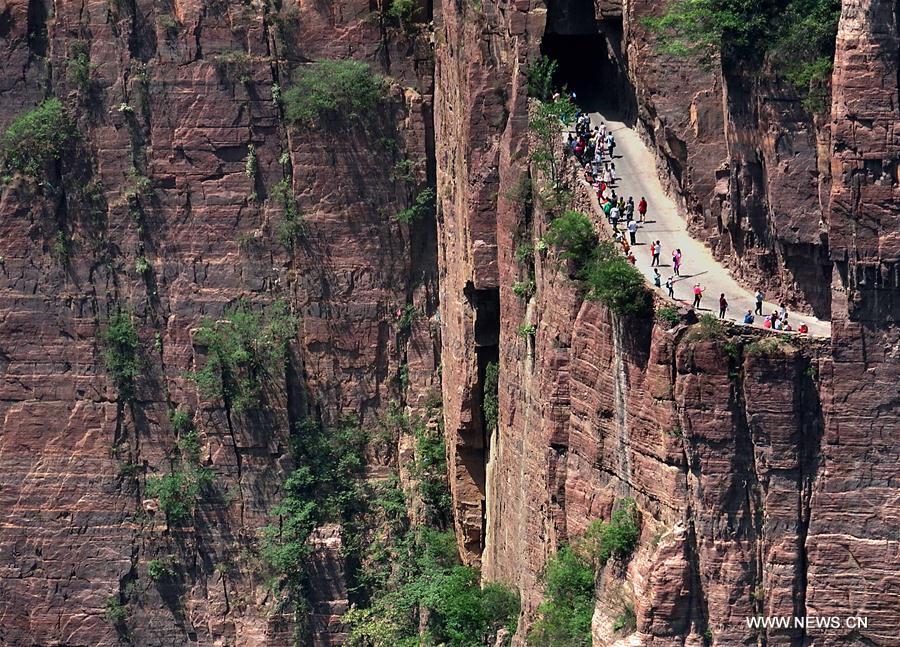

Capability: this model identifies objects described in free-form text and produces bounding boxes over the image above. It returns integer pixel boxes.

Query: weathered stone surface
[0,1,436,644]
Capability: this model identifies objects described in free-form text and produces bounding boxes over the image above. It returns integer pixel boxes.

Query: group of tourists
[565,111,811,335]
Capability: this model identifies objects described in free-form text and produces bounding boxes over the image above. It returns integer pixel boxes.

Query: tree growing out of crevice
[645,0,841,111]
[1,98,74,179]
[146,427,214,525]
[529,498,640,646]
[283,60,387,126]
[102,309,141,401]
[188,299,297,412]
[529,96,577,206]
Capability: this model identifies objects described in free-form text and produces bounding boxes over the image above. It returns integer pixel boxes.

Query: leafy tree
[283,60,386,125]
[581,244,652,317]
[189,299,297,411]
[103,309,141,400]
[526,55,558,100]
[529,96,577,190]
[529,499,641,646]
[262,417,368,588]
[1,99,74,178]
[394,187,435,224]
[528,546,595,647]
[544,211,597,267]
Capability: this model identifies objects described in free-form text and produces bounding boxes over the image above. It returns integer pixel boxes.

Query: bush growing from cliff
[530,499,641,646]
[386,0,422,27]
[544,210,597,268]
[412,422,453,526]
[67,41,96,94]
[394,187,435,224]
[189,299,297,411]
[528,546,595,647]
[526,55,558,100]
[1,98,74,178]
[645,0,841,109]
[283,60,386,126]
[146,464,214,524]
[262,417,367,586]
[578,242,651,317]
[103,309,141,401]
[345,529,520,646]
[582,497,640,567]
[482,361,500,434]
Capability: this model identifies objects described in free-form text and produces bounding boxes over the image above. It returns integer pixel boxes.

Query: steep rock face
[435,0,898,645]
[0,1,436,644]
[806,0,900,643]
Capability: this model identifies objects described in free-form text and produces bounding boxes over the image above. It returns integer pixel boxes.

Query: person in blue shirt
[743,310,755,324]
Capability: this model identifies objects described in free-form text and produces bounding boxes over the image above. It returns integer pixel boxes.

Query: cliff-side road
[587,111,832,337]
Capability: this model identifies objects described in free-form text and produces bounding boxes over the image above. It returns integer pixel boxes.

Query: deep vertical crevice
[463,283,500,553]
[26,0,47,58]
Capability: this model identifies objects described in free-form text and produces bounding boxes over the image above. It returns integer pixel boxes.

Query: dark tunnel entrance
[542,0,637,121]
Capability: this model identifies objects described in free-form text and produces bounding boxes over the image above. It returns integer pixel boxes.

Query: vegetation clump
[283,60,386,126]
[526,55,558,101]
[67,41,95,94]
[394,187,435,224]
[386,0,422,26]
[529,499,640,646]
[262,417,368,588]
[1,99,74,178]
[103,309,141,401]
[689,313,728,341]
[189,299,297,411]
[656,306,681,328]
[146,429,214,524]
[543,212,651,317]
[482,361,500,435]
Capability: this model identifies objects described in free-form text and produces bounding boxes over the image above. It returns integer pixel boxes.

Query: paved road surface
[583,111,831,338]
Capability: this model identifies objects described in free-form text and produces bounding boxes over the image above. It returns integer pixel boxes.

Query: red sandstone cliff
[435,0,898,645]
[0,0,897,645]
[0,0,436,644]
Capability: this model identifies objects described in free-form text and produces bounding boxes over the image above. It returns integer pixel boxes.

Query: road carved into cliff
[585,111,831,338]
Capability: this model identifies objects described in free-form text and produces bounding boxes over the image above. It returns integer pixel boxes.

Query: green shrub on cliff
[283,60,386,125]
[528,546,595,647]
[345,529,520,647]
[1,98,74,178]
[103,309,141,400]
[544,211,596,267]
[262,417,367,586]
[581,242,652,317]
[582,497,640,567]
[189,299,296,411]
[529,499,641,646]
[526,55,558,100]
[394,187,435,224]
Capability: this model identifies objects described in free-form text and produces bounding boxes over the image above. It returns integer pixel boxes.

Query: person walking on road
[638,196,647,222]
[625,196,634,221]
[719,293,728,319]
[651,240,661,267]
[673,249,682,276]
[653,268,661,288]
[666,276,675,298]
[627,219,638,245]
[754,291,764,316]
[692,283,704,309]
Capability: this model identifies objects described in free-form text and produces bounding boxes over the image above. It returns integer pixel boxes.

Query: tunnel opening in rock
[542,2,637,121]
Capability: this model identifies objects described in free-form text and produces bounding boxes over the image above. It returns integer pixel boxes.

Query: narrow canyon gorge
[0,0,896,646]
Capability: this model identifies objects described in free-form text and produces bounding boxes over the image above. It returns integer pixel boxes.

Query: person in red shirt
[638,196,648,222]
